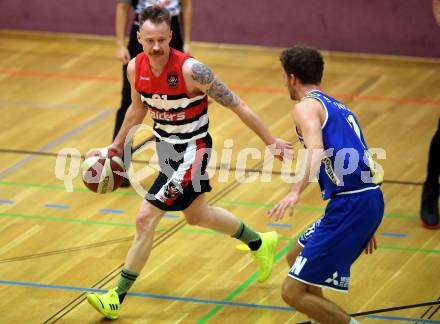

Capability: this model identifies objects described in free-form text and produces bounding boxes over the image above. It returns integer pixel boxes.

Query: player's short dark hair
[280,45,324,84]
[139,6,171,29]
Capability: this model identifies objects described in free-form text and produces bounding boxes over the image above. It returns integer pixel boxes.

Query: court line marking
[45,204,70,209]
[0,180,138,196]
[197,241,295,323]
[381,232,408,238]
[1,68,439,106]
[3,200,435,255]
[0,212,134,227]
[363,315,440,323]
[0,110,113,179]
[0,216,437,265]
[0,229,292,264]
[99,208,123,214]
[0,279,292,310]
[0,199,15,204]
[0,280,438,323]
[267,223,292,228]
[163,214,180,219]
[0,201,424,227]
[0,212,176,229]
[0,181,419,219]
[0,149,425,187]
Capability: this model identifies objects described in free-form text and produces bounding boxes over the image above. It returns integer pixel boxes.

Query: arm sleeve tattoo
[191,63,215,85]
[191,63,239,108]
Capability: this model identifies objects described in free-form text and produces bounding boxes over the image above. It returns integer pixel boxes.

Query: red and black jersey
[135,49,209,144]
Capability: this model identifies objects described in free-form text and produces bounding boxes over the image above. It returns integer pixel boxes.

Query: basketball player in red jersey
[86,7,292,319]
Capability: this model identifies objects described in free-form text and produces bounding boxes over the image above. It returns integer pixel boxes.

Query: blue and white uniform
[288,90,384,292]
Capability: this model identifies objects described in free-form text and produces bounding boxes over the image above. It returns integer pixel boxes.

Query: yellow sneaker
[87,288,120,320]
[251,231,279,283]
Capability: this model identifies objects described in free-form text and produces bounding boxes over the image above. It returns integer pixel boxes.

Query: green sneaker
[251,231,279,283]
[87,288,120,320]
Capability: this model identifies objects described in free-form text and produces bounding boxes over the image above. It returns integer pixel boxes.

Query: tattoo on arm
[191,63,215,85]
[191,62,239,107]
[207,79,239,108]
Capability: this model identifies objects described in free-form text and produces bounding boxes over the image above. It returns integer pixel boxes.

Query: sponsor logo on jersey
[149,110,185,121]
[163,179,183,199]
[140,76,150,81]
[167,72,179,88]
[322,156,341,185]
[325,271,350,288]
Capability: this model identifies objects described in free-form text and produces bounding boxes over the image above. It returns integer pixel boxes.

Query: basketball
[81,148,125,193]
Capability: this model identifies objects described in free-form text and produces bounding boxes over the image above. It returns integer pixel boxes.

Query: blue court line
[0,280,438,323]
[267,223,292,228]
[381,232,408,238]
[365,314,440,323]
[163,214,179,219]
[0,199,15,204]
[0,279,293,311]
[99,209,124,214]
[45,203,70,209]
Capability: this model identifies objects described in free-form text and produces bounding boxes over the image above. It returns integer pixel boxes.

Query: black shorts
[145,134,212,211]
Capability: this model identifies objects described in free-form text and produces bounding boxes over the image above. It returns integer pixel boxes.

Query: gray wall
[1,0,440,57]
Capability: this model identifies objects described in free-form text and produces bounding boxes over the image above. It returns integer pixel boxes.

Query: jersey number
[152,94,169,110]
[346,115,383,184]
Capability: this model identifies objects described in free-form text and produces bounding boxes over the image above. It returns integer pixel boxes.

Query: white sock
[349,317,360,324]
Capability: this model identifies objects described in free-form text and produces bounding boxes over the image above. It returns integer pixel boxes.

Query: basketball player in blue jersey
[269,45,384,324]
[86,7,292,320]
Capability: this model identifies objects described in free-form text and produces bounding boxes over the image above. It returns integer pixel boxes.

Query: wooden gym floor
[0,30,439,323]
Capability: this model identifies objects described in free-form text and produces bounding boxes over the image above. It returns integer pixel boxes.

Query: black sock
[115,268,139,304]
[248,239,262,251]
[232,222,262,251]
[118,292,127,303]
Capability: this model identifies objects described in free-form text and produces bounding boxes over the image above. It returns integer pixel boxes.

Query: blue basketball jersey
[296,90,382,200]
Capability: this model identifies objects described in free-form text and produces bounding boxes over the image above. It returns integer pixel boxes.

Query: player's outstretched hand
[364,235,377,255]
[268,192,299,221]
[268,138,293,161]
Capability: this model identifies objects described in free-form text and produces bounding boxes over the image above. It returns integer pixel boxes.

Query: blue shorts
[288,188,384,292]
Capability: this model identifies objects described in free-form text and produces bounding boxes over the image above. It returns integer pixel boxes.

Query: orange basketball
[81,148,125,193]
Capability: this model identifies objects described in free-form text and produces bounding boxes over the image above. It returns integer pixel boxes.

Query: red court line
[1,68,439,106]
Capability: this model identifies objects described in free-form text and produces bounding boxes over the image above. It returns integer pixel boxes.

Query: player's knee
[185,212,202,226]
[281,280,304,310]
[281,281,294,306]
[135,212,157,235]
